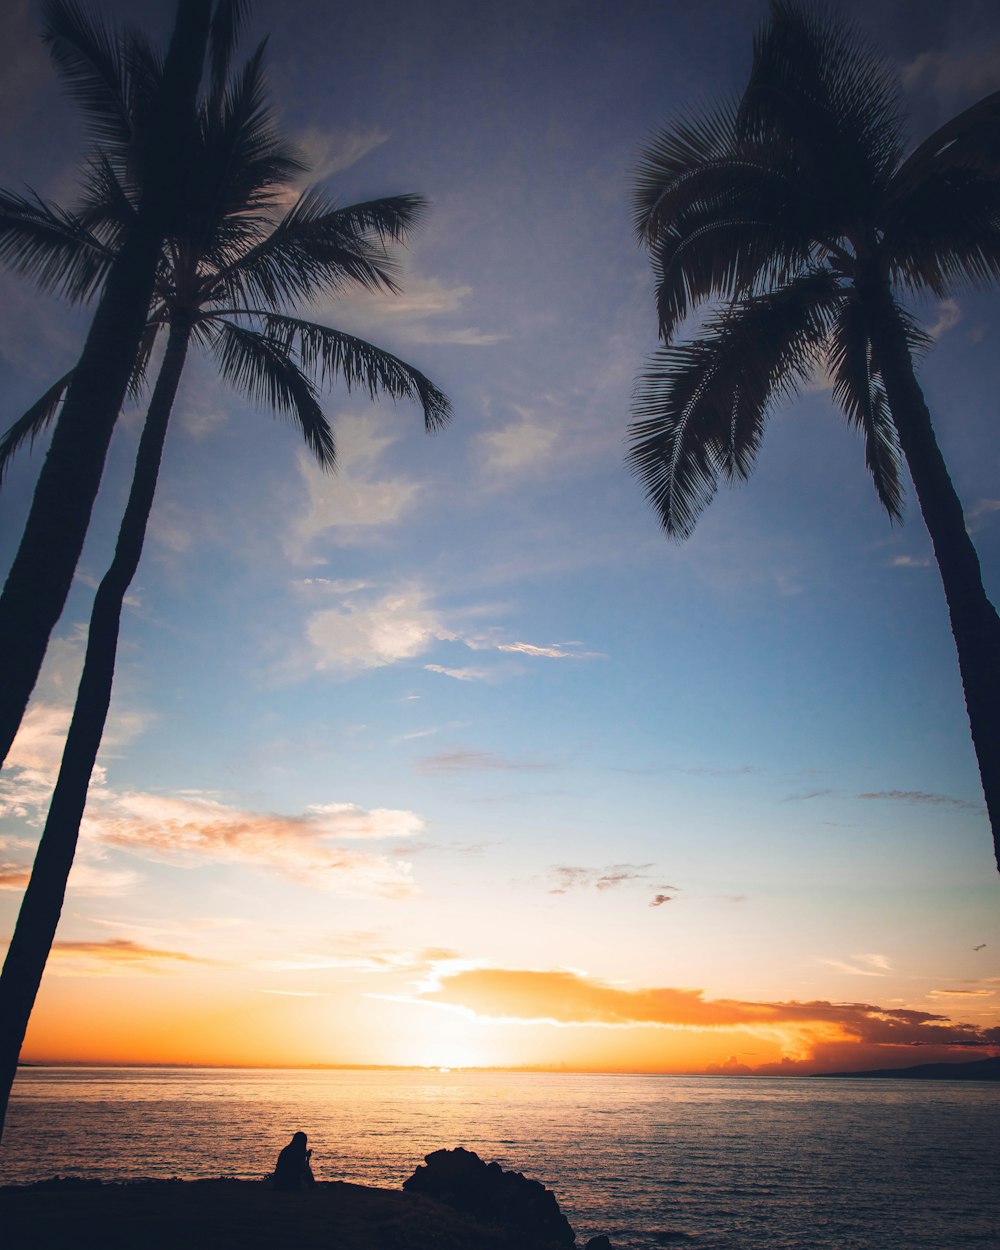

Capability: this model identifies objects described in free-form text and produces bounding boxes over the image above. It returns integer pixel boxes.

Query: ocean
[1,1067,998,1249]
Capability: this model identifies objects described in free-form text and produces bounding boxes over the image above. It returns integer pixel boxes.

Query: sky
[1,0,1000,1076]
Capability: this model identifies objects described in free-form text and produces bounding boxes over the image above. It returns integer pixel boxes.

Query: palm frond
[0,187,113,302]
[207,190,418,309]
[320,195,429,246]
[629,344,729,538]
[886,166,1000,295]
[41,0,135,151]
[76,152,139,248]
[126,320,163,402]
[628,270,839,537]
[893,89,1000,194]
[739,1,904,201]
[827,298,904,519]
[229,311,451,431]
[176,41,303,273]
[0,370,75,485]
[208,320,335,467]
[208,0,253,104]
[198,41,304,227]
[651,206,817,342]
[633,98,742,243]
[634,94,830,341]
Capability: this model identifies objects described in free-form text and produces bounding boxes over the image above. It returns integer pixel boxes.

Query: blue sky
[1,0,999,1072]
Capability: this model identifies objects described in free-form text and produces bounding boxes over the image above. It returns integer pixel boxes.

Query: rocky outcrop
[403,1147,576,1248]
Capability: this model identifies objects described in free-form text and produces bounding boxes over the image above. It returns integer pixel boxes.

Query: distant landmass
[815,1056,1000,1081]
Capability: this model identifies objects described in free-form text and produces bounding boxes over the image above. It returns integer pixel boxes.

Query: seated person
[273,1131,316,1191]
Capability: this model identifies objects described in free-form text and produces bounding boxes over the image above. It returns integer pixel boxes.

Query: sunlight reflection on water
[3,1068,999,1249]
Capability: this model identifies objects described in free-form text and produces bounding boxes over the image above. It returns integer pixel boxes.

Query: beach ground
[0,1177,521,1249]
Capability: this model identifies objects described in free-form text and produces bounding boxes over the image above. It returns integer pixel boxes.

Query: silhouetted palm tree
[0,35,449,1144]
[0,0,250,770]
[629,2,1000,873]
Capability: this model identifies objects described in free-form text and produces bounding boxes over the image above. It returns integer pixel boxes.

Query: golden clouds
[420,967,1000,1071]
[424,968,782,1027]
[84,792,421,896]
[0,863,30,889]
[43,939,215,978]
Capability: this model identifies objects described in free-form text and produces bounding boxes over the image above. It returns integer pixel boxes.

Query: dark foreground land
[0,1178,540,1250]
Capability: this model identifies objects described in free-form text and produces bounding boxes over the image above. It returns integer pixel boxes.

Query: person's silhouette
[273,1131,316,1191]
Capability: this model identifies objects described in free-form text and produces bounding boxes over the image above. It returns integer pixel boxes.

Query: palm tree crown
[630,2,999,535]
[628,0,1000,872]
[0,0,243,769]
[1,43,449,480]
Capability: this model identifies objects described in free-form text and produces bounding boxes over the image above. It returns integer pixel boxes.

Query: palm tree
[0,0,249,771]
[0,38,450,1144]
[628,2,1000,874]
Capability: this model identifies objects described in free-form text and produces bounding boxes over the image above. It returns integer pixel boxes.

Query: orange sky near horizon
[17,951,1000,1076]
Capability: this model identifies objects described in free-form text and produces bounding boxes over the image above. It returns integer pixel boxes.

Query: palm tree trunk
[0,318,192,1149]
[0,0,211,772]
[869,284,1000,874]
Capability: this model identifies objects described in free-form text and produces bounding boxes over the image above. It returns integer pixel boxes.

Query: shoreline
[0,1176,568,1250]
[16,1057,1000,1079]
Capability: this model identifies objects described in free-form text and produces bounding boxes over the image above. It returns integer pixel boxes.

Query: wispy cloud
[823,954,892,977]
[255,939,462,979]
[783,787,981,812]
[925,298,961,341]
[928,988,996,999]
[415,327,507,346]
[416,750,550,774]
[966,499,1000,534]
[301,577,372,593]
[298,580,601,681]
[295,124,389,181]
[785,788,836,802]
[858,789,981,812]
[291,416,422,551]
[329,276,505,347]
[679,765,756,777]
[497,641,601,660]
[548,863,654,894]
[473,391,622,485]
[424,664,497,683]
[37,939,216,978]
[478,413,558,476]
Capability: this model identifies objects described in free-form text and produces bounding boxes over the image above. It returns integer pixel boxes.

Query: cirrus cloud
[84,791,422,897]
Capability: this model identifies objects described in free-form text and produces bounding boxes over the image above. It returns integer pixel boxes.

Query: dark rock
[584,1237,614,1250]
[403,1146,575,1248]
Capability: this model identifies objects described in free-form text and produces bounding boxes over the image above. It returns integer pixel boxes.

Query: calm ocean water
[1,1067,998,1249]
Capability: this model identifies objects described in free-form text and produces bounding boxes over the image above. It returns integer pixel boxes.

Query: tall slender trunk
[0,0,211,771]
[868,282,1000,874]
[0,319,192,1148]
